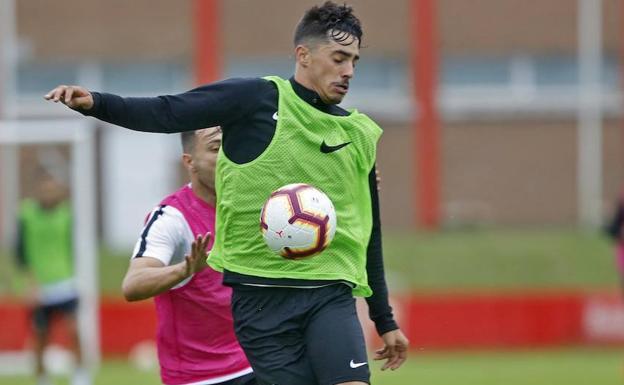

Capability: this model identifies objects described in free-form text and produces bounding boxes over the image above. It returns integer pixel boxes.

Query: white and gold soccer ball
[260,183,337,259]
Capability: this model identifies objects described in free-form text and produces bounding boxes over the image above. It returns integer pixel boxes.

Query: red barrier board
[401,293,584,348]
[0,301,29,350]
[0,292,622,356]
[99,299,158,354]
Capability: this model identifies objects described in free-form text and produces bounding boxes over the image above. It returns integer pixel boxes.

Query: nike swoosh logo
[349,359,367,369]
[320,140,351,153]
[272,112,278,120]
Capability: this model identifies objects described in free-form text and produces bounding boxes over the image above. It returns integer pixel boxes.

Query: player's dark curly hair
[294,1,363,48]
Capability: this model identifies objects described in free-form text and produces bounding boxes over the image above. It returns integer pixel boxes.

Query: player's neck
[293,71,320,99]
[190,180,216,206]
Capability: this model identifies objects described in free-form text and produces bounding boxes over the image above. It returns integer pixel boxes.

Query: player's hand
[375,166,381,192]
[184,232,211,277]
[44,85,94,110]
[374,329,409,370]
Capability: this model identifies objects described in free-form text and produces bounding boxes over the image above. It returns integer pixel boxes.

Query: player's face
[307,34,360,104]
[36,177,66,209]
[190,127,222,191]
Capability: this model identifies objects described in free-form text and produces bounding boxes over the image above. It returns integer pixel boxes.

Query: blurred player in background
[606,188,624,295]
[121,127,255,385]
[15,173,90,385]
[45,2,408,384]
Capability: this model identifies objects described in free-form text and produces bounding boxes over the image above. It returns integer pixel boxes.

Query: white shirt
[131,205,194,288]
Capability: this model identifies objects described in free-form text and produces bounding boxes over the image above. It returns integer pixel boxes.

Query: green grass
[382,228,618,292]
[0,359,160,385]
[371,348,624,385]
[1,228,619,297]
[0,348,621,385]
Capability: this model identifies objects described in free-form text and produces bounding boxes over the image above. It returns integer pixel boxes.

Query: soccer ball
[260,183,337,259]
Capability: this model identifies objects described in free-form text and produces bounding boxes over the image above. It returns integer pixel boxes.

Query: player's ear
[182,153,194,172]
[295,45,310,67]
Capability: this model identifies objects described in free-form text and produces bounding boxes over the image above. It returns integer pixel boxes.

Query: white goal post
[0,118,100,371]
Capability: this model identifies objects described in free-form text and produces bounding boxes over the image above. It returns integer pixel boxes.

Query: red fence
[358,292,586,349]
[2,292,623,356]
[0,298,157,355]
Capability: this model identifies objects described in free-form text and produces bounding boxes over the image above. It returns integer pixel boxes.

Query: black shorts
[231,284,370,385]
[32,298,78,333]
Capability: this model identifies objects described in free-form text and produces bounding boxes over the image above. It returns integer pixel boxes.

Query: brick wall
[17,0,623,60]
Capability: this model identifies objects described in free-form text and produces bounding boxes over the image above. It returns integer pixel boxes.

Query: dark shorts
[32,297,78,333]
[231,284,370,385]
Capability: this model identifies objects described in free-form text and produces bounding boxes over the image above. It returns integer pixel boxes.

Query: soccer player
[121,127,255,385]
[45,2,409,384]
[16,173,91,385]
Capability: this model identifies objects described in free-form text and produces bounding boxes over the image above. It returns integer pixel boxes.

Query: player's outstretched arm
[374,329,409,371]
[43,78,263,134]
[122,233,210,301]
[44,85,94,110]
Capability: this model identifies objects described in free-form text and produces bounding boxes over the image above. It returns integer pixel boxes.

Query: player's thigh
[31,305,52,335]
[231,286,317,385]
[305,285,370,385]
[58,298,79,326]
[32,297,78,339]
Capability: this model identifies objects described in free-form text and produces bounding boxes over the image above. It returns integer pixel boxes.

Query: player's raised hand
[374,328,409,371]
[184,232,211,277]
[44,85,94,110]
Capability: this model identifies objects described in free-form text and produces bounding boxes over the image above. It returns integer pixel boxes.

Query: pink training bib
[155,185,251,385]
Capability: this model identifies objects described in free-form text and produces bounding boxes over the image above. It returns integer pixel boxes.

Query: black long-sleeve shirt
[81,77,398,335]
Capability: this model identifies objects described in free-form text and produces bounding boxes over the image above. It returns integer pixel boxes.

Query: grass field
[1,227,618,296]
[382,227,618,292]
[0,348,622,385]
